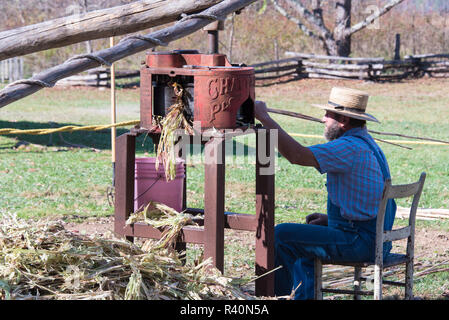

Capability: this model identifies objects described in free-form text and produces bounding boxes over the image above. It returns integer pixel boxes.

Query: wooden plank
[254,64,299,74]
[307,72,361,80]
[114,133,136,240]
[203,137,226,273]
[255,70,299,81]
[302,60,383,71]
[250,57,301,68]
[304,67,367,78]
[285,51,385,63]
[185,208,258,231]
[396,207,449,220]
[406,53,449,59]
[384,226,411,242]
[388,181,421,199]
[224,213,257,231]
[314,258,323,300]
[255,128,275,297]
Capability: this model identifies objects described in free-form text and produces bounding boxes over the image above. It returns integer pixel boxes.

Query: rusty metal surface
[139,51,255,130]
[193,71,255,129]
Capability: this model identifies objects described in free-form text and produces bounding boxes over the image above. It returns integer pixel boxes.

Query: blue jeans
[274,200,378,300]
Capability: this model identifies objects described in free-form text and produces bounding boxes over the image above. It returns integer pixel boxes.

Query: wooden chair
[314,172,426,300]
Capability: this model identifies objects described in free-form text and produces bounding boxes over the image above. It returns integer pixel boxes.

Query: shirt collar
[342,126,368,138]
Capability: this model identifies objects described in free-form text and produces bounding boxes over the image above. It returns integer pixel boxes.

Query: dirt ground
[63,216,448,260]
[63,216,449,299]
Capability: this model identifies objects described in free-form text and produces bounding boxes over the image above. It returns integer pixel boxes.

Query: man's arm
[254,101,319,168]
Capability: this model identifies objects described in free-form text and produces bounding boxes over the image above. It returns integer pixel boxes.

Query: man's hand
[253,100,319,168]
[254,100,271,124]
[306,213,328,226]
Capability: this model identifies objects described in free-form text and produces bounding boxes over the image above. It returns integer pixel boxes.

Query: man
[254,87,396,300]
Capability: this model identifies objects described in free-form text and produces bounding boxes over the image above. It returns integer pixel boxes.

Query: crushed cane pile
[0,210,256,300]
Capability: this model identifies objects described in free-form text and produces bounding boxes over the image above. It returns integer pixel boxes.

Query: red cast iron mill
[139,50,255,131]
[114,50,275,297]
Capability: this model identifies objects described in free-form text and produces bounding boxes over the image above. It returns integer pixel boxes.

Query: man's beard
[324,121,344,141]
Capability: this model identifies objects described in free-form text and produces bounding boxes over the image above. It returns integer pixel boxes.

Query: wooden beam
[0,0,257,109]
[0,0,223,61]
[285,51,385,63]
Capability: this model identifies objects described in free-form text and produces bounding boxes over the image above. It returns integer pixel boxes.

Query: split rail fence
[55,68,140,88]
[54,52,449,88]
[253,52,449,83]
[0,57,24,83]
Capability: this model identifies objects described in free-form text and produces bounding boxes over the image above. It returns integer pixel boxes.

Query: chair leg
[374,264,383,300]
[314,258,323,300]
[354,266,362,300]
[405,257,414,300]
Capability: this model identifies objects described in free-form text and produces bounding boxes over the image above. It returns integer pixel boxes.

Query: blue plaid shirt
[309,127,388,221]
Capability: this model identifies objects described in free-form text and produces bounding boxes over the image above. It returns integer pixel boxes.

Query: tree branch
[272,0,320,40]
[347,0,406,36]
[0,0,257,109]
[0,0,223,61]
[286,0,332,38]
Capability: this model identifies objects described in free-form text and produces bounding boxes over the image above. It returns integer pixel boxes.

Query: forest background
[1,0,448,77]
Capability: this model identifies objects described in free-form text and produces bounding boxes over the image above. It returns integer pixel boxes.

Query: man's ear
[338,115,351,129]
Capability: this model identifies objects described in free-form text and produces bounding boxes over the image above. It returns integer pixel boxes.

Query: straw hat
[312,87,379,123]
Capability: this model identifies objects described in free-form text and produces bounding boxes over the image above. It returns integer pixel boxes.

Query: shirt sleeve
[308,137,356,174]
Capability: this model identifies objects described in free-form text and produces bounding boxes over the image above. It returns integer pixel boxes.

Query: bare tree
[79,0,93,53]
[272,0,407,57]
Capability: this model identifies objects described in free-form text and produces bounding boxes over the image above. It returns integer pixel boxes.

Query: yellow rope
[0,120,140,136]
[0,121,447,146]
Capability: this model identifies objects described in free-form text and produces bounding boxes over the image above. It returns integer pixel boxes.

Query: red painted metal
[255,129,276,296]
[140,50,255,130]
[114,128,276,296]
[115,50,274,296]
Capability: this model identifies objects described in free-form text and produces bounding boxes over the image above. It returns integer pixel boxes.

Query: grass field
[0,78,448,299]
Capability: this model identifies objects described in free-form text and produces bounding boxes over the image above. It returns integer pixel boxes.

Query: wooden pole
[110,37,117,186]
[228,12,235,63]
[274,39,279,76]
[0,0,223,61]
[394,34,401,60]
[266,108,449,145]
[203,20,224,54]
[0,0,258,108]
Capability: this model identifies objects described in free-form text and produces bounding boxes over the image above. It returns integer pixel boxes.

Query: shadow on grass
[0,120,280,158]
[0,120,154,153]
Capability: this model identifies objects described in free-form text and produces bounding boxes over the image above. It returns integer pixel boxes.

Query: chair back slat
[388,181,421,199]
[384,226,411,242]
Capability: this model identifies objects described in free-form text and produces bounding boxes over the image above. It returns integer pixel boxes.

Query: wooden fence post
[0,58,24,83]
[0,60,4,83]
[394,34,401,60]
